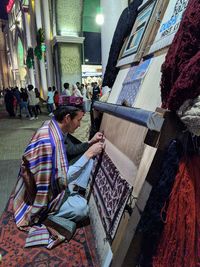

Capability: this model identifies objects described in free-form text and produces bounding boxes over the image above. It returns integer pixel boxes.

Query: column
[0,22,9,88]
[35,0,48,99]
[42,0,54,87]
[8,30,18,85]
[54,0,83,87]
[29,0,40,91]
[24,12,35,87]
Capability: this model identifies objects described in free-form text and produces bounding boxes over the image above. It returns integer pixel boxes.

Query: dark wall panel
[83,31,101,65]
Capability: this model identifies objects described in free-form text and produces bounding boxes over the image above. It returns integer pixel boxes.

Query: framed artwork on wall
[119,0,156,60]
[148,0,189,54]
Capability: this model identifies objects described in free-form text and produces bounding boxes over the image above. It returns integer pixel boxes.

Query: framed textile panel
[91,151,132,241]
[142,0,169,56]
[117,79,141,106]
[122,2,155,57]
[116,58,152,106]
[117,0,156,67]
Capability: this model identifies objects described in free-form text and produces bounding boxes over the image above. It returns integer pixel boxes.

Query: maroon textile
[153,156,200,267]
[59,96,83,106]
[161,0,200,111]
[0,195,99,266]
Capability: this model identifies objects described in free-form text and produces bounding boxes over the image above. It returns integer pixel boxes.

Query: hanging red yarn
[153,155,200,267]
[160,0,200,111]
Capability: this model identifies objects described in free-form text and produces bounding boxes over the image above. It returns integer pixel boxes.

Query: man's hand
[88,132,104,145]
[84,142,105,159]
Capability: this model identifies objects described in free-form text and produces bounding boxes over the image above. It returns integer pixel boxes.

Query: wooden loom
[92,101,184,267]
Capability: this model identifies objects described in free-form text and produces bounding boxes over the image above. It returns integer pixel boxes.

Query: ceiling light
[95,14,104,25]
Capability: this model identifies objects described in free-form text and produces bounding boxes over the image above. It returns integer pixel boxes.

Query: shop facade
[4,0,103,99]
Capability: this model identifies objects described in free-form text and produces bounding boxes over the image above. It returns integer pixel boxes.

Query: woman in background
[72,84,82,97]
[35,88,42,114]
[54,90,59,109]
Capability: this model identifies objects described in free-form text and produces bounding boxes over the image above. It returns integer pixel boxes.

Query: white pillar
[100,0,128,76]
[42,0,54,87]
[29,0,40,90]
[24,12,35,87]
[8,30,18,71]
[35,0,48,99]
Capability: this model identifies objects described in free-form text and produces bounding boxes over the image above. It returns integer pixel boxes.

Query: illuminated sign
[6,0,15,13]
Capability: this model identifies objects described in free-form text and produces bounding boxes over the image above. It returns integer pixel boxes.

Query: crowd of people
[62,81,101,102]
[1,81,102,119]
[2,85,42,120]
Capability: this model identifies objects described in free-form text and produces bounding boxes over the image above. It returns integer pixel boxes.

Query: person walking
[27,84,38,120]
[35,88,42,114]
[47,87,54,116]
[20,87,30,118]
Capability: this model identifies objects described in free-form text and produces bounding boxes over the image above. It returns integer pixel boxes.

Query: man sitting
[13,105,104,248]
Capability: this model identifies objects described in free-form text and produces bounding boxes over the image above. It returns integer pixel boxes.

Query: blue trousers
[56,155,93,222]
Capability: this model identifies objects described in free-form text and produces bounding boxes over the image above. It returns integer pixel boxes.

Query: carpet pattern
[117,78,142,106]
[92,152,132,241]
[0,195,99,267]
[117,58,151,106]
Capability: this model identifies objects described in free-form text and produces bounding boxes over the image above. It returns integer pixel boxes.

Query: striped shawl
[13,119,69,248]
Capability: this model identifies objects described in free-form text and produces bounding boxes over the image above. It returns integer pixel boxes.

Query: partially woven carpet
[0,195,99,267]
[92,151,132,241]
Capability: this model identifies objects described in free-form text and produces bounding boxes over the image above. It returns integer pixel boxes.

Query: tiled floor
[0,102,90,216]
